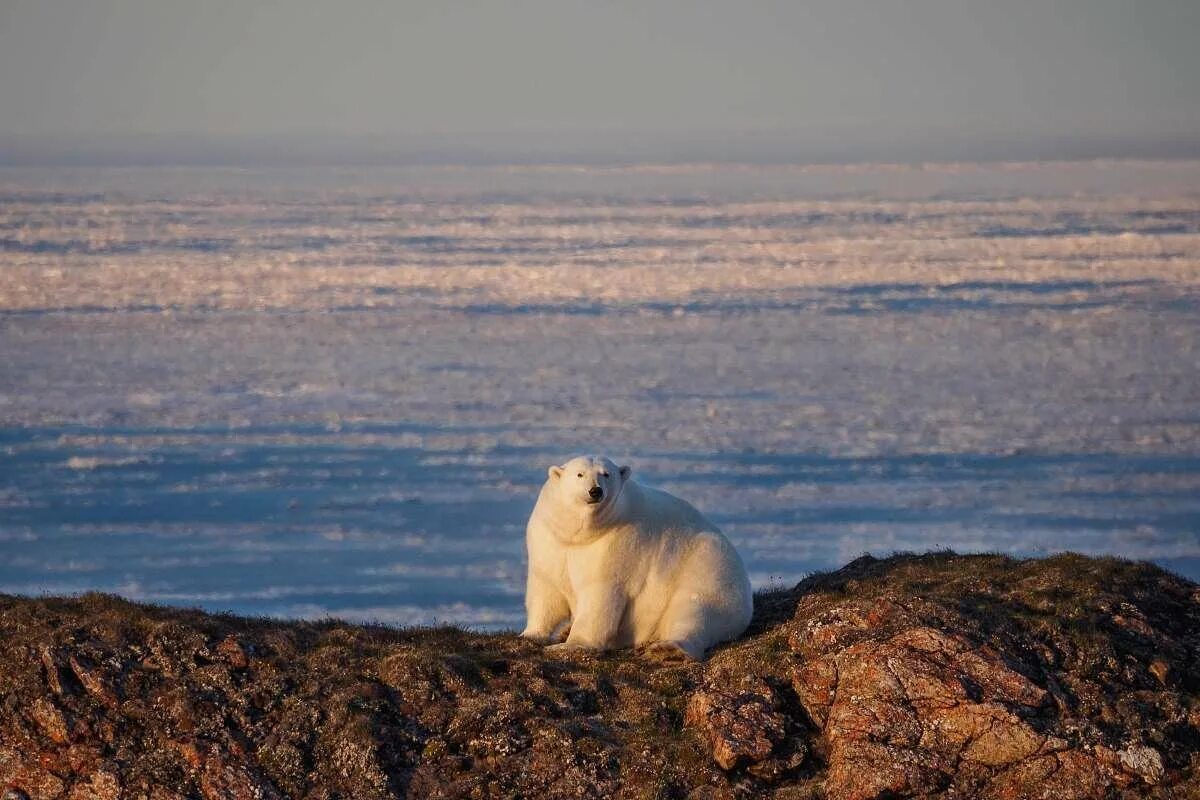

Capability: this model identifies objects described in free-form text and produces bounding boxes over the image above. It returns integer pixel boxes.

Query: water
[2,161,1198,628]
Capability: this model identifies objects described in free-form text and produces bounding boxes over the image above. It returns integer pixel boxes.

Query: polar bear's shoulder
[626,482,717,532]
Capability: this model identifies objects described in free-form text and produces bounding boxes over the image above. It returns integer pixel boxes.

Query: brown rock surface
[25,700,71,746]
[685,674,788,769]
[65,769,120,800]
[0,552,1197,799]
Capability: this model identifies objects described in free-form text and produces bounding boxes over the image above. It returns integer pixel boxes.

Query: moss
[1,551,1197,798]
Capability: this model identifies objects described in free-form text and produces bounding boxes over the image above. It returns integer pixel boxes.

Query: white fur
[520,455,753,660]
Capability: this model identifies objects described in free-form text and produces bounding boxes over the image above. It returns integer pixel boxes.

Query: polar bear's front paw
[544,641,590,655]
[521,625,572,645]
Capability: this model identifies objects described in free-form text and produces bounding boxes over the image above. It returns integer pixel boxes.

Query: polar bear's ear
[619,465,631,480]
[548,465,563,480]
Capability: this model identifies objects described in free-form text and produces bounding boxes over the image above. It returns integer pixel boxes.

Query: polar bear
[520,455,753,660]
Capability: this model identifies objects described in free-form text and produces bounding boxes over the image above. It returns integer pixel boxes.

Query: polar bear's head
[546,455,631,513]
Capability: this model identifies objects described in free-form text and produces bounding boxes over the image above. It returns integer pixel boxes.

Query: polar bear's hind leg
[651,592,714,661]
[641,639,699,662]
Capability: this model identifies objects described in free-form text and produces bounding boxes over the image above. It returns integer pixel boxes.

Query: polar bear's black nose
[589,486,604,500]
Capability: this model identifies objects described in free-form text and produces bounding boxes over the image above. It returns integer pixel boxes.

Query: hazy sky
[1,0,1197,163]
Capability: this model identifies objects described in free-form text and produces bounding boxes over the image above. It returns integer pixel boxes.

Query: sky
[0,0,1197,164]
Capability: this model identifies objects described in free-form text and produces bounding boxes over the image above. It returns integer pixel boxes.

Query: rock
[0,552,1196,799]
[201,752,283,800]
[26,697,71,744]
[1110,612,1155,638]
[149,790,188,800]
[0,746,67,800]
[67,769,120,800]
[67,653,119,707]
[217,636,250,669]
[986,750,1117,800]
[789,658,836,727]
[827,740,953,800]
[792,617,1053,798]
[1118,744,1165,785]
[40,647,74,696]
[62,744,104,775]
[147,622,211,675]
[685,675,787,770]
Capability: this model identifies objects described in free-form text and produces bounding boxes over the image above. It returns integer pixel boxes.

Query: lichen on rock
[0,551,1197,799]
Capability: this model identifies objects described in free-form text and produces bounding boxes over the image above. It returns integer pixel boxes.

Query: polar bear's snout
[587,486,604,503]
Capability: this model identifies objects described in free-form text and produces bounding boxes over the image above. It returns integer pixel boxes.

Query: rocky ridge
[1,552,1198,799]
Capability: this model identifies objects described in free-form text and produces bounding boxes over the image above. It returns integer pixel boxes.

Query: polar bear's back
[630,482,721,534]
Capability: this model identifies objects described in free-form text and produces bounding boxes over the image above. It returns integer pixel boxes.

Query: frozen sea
[1,160,1198,629]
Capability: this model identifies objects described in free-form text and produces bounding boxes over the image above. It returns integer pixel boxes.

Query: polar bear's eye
[577,472,583,478]
[602,472,609,477]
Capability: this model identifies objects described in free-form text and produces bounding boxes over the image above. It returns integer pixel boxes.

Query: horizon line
[2,130,1199,169]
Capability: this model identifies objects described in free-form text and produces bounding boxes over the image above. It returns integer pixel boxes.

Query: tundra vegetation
[1,551,1197,799]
